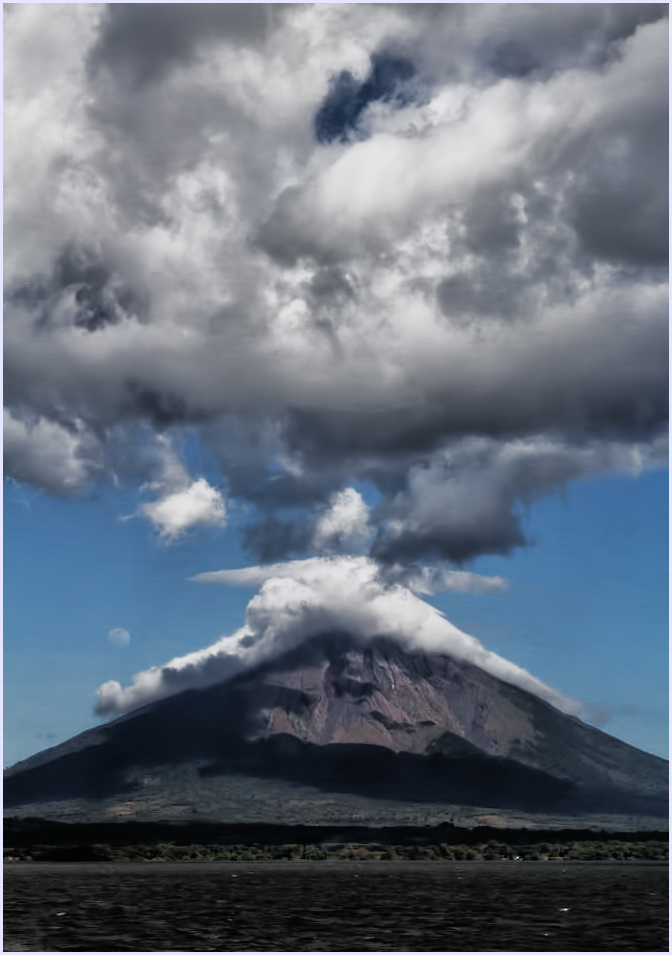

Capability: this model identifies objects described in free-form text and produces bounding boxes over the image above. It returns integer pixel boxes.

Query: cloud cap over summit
[95,556,577,718]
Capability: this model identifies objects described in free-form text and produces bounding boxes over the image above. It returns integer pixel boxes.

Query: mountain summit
[5,633,667,824]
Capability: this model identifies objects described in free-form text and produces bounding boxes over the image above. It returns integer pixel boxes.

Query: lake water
[3,860,668,951]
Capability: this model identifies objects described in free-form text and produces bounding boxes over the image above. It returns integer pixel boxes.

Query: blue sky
[4,5,668,770]
[4,464,667,766]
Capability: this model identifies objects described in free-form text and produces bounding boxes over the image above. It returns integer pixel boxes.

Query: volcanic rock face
[244,636,536,757]
[232,635,667,796]
[4,633,668,821]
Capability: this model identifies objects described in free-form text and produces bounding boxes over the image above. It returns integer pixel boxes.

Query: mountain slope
[4,633,667,822]
[230,634,667,795]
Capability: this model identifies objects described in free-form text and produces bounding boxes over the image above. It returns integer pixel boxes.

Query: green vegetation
[4,840,668,863]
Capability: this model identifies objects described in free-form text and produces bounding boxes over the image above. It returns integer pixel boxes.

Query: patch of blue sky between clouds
[315,50,420,144]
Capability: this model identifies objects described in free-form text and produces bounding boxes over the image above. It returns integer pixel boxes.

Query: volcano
[4,634,668,825]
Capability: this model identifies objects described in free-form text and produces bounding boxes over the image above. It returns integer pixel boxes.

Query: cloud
[107,627,130,647]
[258,19,668,269]
[313,488,372,554]
[96,556,575,717]
[3,408,101,495]
[4,4,668,563]
[370,435,667,565]
[382,564,508,596]
[141,478,226,541]
[95,634,245,716]
[112,432,229,540]
[193,556,507,596]
[88,4,278,89]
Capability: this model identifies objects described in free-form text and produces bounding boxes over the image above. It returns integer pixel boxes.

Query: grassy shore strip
[4,840,668,863]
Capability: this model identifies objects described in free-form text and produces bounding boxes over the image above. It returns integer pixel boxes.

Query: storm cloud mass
[4,3,668,561]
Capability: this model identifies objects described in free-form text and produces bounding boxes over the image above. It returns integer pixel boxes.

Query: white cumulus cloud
[313,487,372,554]
[141,477,226,540]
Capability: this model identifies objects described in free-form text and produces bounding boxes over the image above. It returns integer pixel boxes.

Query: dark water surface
[3,860,668,952]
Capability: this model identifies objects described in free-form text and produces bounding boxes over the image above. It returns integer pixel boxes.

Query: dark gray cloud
[406,3,667,82]
[243,515,316,565]
[13,244,150,334]
[3,409,103,495]
[253,186,333,268]
[370,436,668,565]
[481,3,666,79]
[4,3,668,562]
[88,4,282,88]
[280,292,668,455]
[308,266,354,303]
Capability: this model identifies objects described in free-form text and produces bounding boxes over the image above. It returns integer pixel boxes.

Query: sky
[3,3,668,767]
